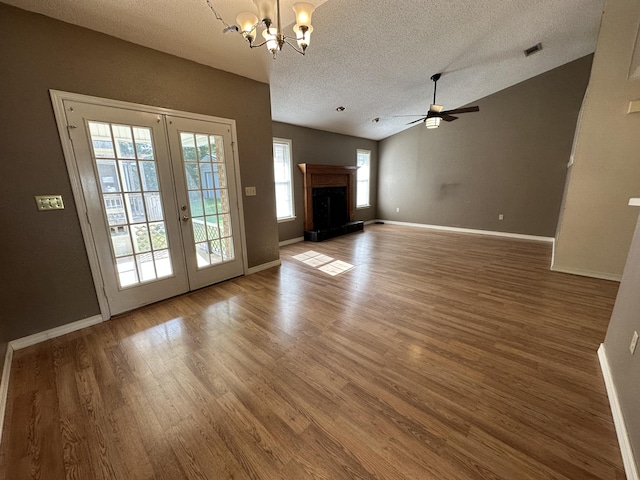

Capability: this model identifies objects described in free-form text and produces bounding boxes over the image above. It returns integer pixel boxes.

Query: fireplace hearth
[298,164,364,242]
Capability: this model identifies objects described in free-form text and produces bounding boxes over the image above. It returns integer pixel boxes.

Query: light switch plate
[35,195,64,211]
[245,186,257,196]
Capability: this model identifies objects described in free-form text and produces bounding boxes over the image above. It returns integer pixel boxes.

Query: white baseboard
[0,345,14,447]
[551,265,622,282]
[598,344,639,480]
[247,259,282,274]
[279,237,304,247]
[9,315,103,351]
[364,220,376,226]
[376,220,554,243]
[0,313,103,448]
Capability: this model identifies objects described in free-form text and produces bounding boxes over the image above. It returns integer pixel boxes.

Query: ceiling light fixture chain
[206,0,316,59]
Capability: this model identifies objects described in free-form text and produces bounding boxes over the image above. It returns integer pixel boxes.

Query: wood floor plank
[0,225,625,478]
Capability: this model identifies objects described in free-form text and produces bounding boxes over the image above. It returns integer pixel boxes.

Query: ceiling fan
[397,73,480,128]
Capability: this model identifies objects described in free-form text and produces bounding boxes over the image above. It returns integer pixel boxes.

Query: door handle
[182,215,190,222]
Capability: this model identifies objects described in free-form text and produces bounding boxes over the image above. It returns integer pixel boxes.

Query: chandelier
[206,0,316,58]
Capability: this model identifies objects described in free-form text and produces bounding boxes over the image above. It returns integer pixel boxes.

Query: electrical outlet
[396,207,400,213]
[244,186,256,196]
[498,214,504,220]
[630,331,639,355]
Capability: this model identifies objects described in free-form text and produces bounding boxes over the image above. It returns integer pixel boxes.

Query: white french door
[166,116,244,290]
[60,97,245,316]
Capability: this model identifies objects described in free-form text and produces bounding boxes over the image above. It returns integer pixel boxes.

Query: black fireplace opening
[312,187,348,230]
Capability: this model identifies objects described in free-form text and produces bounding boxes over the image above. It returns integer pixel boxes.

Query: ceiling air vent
[524,43,543,57]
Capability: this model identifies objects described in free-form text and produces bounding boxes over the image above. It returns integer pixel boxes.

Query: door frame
[50,90,249,320]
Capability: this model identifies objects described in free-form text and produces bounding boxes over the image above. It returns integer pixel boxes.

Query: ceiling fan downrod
[431,73,441,105]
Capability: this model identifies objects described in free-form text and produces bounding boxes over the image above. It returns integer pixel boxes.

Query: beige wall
[377,56,592,237]
[272,122,378,242]
[0,3,279,354]
[603,208,640,474]
[554,0,640,279]
[590,0,640,474]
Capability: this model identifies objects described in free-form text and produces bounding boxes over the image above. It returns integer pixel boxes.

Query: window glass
[356,149,371,208]
[273,139,295,220]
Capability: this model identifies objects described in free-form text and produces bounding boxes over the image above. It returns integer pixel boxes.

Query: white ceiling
[6,0,604,140]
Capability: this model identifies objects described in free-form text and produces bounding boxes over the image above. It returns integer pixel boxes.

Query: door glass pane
[209,240,222,263]
[144,192,163,222]
[180,130,235,268]
[113,125,136,159]
[154,250,172,277]
[119,160,141,191]
[88,120,174,289]
[216,188,229,214]
[136,253,157,282]
[180,133,196,161]
[203,190,217,215]
[205,216,219,240]
[124,193,146,224]
[117,256,138,287]
[195,242,210,268]
[133,127,154,160]
[221,237,234,261]
[103,194,126,226]
[188,191,204,217]
[132,224,151,253]
[213,164,227,189]
[97,160,121,192]
[184,163,200,190]
[140,162,159,190]
[110,226,133,257]
[218,214,231,237]
[89,122,115,158]
[196,134,209,161]
[149,221,167,249]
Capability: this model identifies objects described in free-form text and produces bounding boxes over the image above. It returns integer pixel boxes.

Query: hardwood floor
[0,225,625,479]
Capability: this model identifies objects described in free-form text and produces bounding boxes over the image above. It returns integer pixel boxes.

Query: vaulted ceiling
[5,0,604,140]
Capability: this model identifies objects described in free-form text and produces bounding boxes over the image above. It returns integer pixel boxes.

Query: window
[273,138,295,220]
[356,149,371,208]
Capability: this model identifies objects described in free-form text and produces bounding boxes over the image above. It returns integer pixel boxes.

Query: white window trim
[356,148,371,208]
[273,137,296,222]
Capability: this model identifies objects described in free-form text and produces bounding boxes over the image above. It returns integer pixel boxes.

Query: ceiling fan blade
[440,106,480,115]
[441,115,458,122]
[406,117,427,125]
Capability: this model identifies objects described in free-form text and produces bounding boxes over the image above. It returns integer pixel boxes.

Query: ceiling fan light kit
[425,117,441,129]
[207,0,315,58]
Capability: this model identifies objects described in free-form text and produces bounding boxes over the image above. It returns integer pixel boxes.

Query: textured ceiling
[5,0,604,140]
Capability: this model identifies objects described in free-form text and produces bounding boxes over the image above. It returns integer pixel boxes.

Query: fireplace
[298,163,364,242]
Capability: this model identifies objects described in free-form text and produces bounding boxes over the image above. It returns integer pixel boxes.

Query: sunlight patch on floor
[292,251,354,276]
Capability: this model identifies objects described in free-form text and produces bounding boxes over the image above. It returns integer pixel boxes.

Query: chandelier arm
[282,37,306,55]
[249,39,269,49]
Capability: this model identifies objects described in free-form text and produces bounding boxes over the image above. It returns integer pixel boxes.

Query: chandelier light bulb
[236,12,259,38]
[253,0,276,24]
[262,26,279,54]
[292,2,315,27]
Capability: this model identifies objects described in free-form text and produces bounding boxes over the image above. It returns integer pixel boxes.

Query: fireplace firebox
[298,163,364,242]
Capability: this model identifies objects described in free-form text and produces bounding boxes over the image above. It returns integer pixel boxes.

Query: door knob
[182,215,190,222]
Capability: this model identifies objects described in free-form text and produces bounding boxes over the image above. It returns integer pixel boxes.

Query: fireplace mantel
[298,163,358,231]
